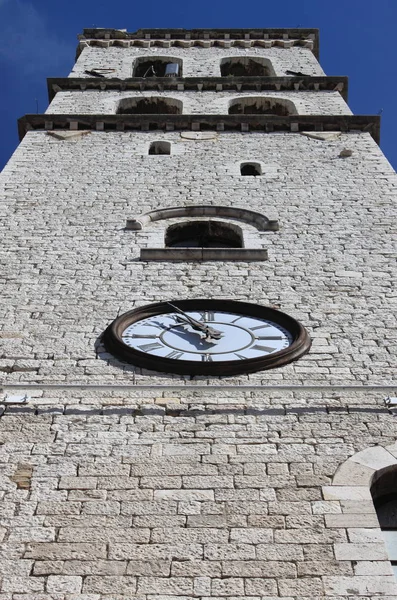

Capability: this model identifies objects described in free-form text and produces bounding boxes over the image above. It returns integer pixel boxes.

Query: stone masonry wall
[71,46,325,79]
[1,390,397,600]
[0,131,395,386]
[46,90,351,116]
[1,32,397,600]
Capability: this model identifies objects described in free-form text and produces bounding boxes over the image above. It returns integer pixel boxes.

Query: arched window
[165,221,244,248]
[229,96,297,116]
[149,141,171,155]
[220,57,275,77]
[241,162,261,176]
[371,468,397,578]
[117,97,183,115]
[133,56,183,78]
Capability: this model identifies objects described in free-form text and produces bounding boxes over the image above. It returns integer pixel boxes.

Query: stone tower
[1,26,397,600]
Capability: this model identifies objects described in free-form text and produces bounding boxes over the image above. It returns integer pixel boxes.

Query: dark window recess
[117,97,182,115]
[149,141,171,155]
[134,58,182,78]
[165,221,244,248]
[229,97,294,116]
[371,468,397,579]
[241,162,261,176]
[221,58,272,77]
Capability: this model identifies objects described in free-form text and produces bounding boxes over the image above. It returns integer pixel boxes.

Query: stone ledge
[47,76,348,101]
[139,248,269,261]
[78,28,319,57]
[18,114,381,144]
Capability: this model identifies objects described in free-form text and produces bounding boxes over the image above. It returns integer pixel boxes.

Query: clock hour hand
[167,303,223,342]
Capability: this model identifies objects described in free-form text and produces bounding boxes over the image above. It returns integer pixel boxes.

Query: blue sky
[1,0,396,170]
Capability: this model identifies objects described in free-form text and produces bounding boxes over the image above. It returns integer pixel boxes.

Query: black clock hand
[172,315,220,345]
[167,303,223,340]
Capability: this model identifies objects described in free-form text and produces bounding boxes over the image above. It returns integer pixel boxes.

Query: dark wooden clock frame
[103,299,311,376]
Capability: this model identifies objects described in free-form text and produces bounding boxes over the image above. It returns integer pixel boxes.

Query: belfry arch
[117,96,183,114]
[220,56,275,77]
[228,95,298,115]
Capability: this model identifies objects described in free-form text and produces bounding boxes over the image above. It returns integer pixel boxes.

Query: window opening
[117,97,182,115]
[134,57,183,78]
[221,57,273,77]
[241,162,261,176]
[229,97,296,116]
[165,221,244,248]
[149,141,171,155]
[371,468,397,580]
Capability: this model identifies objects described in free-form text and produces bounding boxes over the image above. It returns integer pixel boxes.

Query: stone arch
[133,55,183,77]
[228,96,298,116]
[126,205,279,231]
[322,444,397,593]
[116,96,183,115]
[327,444,397,490]
[220,56,275,77]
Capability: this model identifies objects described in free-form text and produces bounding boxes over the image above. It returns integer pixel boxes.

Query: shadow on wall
[220,57,275,77]
[117,97,183,114]
[229,96,297,115]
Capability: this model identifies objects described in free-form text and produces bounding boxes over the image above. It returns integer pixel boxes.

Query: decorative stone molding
[327,444,397,489]
[125,205,279,232]
[47,77,349,101]
[19,114,380,143]
[77,38,315,55]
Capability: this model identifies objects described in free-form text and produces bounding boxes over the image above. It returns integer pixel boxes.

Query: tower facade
[1,27,397,599]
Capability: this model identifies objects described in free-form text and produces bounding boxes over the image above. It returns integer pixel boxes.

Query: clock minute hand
[167,303,223,340]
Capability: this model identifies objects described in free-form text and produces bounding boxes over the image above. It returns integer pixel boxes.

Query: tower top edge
[80,27,319,42]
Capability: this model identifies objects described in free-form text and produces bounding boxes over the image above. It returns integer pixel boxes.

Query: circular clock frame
[103,299,311,376]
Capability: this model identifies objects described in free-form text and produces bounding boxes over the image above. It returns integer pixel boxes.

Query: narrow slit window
[149,141,171,155]
[241,162,261,176]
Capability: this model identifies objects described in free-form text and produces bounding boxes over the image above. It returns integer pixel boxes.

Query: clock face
[104,299,310,375]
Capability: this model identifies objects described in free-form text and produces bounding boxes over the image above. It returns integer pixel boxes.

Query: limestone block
[332,460,375,486]
[322,486,372,501]
[47,576,82,593]
[323,575,397,596]
[350,445,397,471]
[334,543,388,561]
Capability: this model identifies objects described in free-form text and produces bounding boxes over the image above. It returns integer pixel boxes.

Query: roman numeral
[123,334,158,339]
[256,336,284,341]
[234,353,247,360]
[252,344,275,353]
[138,342,163,352]
[166,351,184,359]
[199,311,215,322]
[250,324,271,331]
[201,354,213,362]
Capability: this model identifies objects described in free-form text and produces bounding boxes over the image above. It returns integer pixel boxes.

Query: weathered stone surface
[0,24,397,600]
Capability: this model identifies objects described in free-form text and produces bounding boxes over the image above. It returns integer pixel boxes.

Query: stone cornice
[47,77,348,102]
[47,76,348,102]
[18,113,380,144]
[76,35,317,60]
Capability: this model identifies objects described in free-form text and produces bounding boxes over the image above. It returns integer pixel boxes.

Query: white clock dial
[104,300,310,375]
[121,310,292,362]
